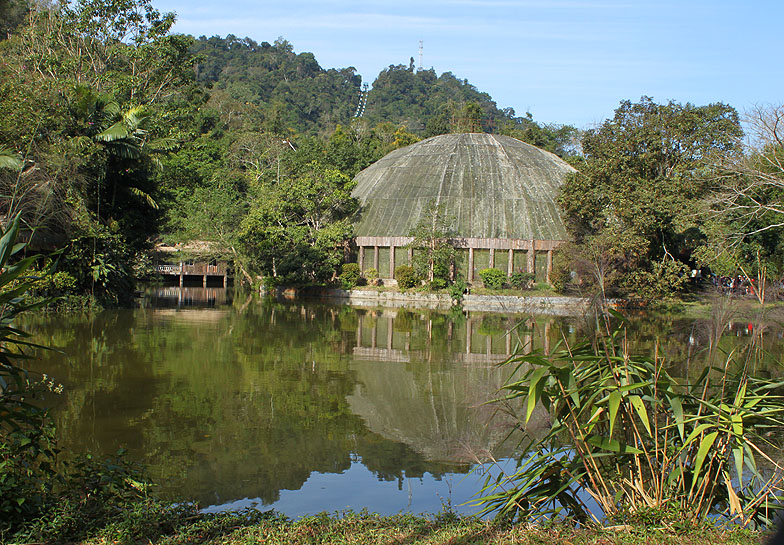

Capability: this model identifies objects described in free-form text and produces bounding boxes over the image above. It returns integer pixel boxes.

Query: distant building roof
[351,133,574,241]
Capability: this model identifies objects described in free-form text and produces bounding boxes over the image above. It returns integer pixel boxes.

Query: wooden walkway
[156,262,228,287]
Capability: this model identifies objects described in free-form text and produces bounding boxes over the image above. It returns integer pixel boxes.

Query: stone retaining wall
[295,288,591,315]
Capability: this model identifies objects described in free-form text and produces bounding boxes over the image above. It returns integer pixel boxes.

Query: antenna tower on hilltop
[418,40,423,71]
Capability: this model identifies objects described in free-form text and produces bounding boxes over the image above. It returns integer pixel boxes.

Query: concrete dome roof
[351,133,574,241]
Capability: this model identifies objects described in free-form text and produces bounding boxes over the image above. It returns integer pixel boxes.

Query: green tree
[558,97,742,298]
[240,161,357,283]
[697,103,784,283]
[408,201,457,285]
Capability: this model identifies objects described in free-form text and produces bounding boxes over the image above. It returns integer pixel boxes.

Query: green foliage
[447,279,467,302]
[559,97,743,299]
[240,160,357,284]
[408,201,457,284]
[428,278,447,290]
[477,314,784,527]
[394,265,419,289]
[340,263,362,290]
[364,267,379,285]
[478,268,506,290]
[0,216,58,531]
[190,35,360,135]
[498,110,581,159]
[508,271,535,290]
[365,65,504,135]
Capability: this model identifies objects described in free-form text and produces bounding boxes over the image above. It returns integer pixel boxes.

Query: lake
[23,288,784,518]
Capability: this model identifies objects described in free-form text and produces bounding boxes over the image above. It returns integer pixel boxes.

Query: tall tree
[558,97,742,297]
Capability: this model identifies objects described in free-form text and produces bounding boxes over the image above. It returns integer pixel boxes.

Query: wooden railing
[155,262,228,276]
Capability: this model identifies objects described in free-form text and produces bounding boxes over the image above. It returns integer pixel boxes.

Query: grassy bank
[6,502,770,545]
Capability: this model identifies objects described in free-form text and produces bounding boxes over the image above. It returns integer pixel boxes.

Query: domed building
[351,133,575,283]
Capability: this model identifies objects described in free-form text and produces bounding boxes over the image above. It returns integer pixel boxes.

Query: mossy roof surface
[351,133,574,240]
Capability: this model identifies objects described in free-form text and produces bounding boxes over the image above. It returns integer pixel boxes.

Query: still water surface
[24,288,784,517]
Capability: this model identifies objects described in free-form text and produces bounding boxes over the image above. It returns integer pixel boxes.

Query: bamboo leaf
[0,215,21,269]
[724,473,742,516]
[629,395,651,436]
[733,446,744,485]
[586,435,643,454]
[608,389,621,437]
[691,431,719,492]
[526,367,549,424]
[668,394,685,440]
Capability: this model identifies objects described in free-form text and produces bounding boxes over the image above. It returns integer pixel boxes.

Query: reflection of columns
[505,332,511,355]
[203,274,207,287]
[373,246,379,270]
[179,262,184,287]
[387,316,393,349]
[544,322,551,355]
[371,322,377,349]
[389,245,396,278]
[489,248,495,268]
[466,320,472,353]
[523,333,532,354]
[359,246,365,272]
[486,335,492,355]
[546,249,553,283]
[508,249,514,276]
[527,241,535,275]
[468,247,475,282]
[357,314,363,348]
[405,332,411,351]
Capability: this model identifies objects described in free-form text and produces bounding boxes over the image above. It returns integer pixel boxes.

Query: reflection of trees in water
[20,299,784,510]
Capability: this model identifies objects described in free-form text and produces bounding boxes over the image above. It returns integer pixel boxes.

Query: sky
[152,0,783,128]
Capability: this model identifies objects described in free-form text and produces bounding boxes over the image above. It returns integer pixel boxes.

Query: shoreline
[267,286,593,315]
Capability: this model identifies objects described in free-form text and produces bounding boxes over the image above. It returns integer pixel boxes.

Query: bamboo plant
[476,311,784,528]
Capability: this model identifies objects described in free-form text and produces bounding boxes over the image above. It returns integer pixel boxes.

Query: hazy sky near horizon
[153,0,782,128]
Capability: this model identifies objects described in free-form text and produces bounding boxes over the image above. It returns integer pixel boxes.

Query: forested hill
[186,34,568,148]
[190,35,361,135]
[363,63,506,134]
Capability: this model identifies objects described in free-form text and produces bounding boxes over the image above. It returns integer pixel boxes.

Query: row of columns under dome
[355,237,560,284]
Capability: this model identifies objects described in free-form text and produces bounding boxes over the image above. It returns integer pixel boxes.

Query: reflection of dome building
[351,133,575,283]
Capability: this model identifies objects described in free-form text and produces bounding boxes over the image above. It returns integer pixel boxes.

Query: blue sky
[153,0,782,128]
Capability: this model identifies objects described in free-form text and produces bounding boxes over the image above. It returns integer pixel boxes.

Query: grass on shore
[11,503,769,545]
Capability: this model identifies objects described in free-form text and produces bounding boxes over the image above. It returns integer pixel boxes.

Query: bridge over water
[155,261,228,287]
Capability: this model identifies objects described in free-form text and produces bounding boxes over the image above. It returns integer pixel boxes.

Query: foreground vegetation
[5,505,771,545]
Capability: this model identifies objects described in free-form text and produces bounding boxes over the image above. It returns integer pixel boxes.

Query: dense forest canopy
[0,0,781,303]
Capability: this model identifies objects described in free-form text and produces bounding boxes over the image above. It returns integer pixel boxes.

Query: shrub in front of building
[479,268,506,290]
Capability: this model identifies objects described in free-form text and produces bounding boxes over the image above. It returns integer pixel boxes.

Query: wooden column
[468,247,475,282]
[359,246,365,272]
[373,246,379,270]
[527,241,535,276]
[389,245,396,278]
[203,274,207,288]
[179,262,184,288]
[507,249,514,276]
[546,249,554,283]
[489,248,495,269]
